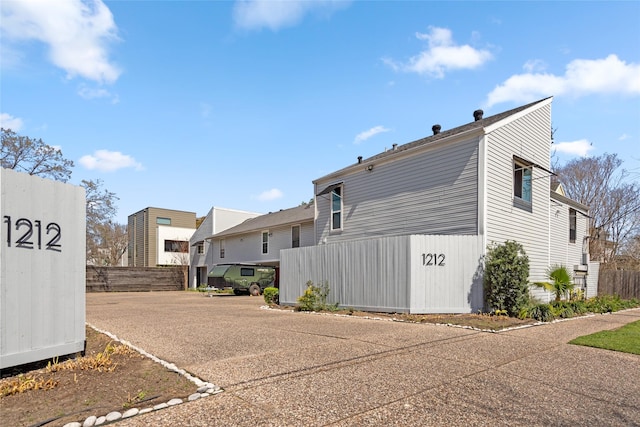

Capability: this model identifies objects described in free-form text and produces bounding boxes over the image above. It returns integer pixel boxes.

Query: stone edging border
[260,305,640,334]
[60,323,223,427]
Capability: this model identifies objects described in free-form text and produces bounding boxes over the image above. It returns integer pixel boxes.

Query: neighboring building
[189,207,262,288]
[128,207,196,267]
[205,203,315,284]
[280,97,596,313]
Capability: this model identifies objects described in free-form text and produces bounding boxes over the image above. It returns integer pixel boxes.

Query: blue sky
[2,0,639,224]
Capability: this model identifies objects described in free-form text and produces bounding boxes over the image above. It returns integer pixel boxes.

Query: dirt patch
[0,326,198,427]
[275,306,537,330]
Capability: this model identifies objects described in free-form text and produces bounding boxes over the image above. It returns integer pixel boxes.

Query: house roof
[314,97,552,183]
[209,203,314,239]
[550,190,589,213]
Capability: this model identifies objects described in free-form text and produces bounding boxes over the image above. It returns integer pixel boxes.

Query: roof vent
[473,109,484,121]
[357,156,363,164]
[392,143,398,150]
[432,124,441,135]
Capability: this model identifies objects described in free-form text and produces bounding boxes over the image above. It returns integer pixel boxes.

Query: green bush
[585,295,640,313]
[527,303,554,322]
[296,280,338,312]
[484,241,530,316]
[263,287,279,305]
[550,301,574,318]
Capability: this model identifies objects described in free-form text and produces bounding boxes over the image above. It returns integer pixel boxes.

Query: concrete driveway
[86,292,640,426]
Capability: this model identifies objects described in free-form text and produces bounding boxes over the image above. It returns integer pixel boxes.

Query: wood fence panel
[597,270,640,299]
[86,266,187,292]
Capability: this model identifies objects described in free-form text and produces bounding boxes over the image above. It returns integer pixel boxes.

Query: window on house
[331,186,342,230]
[292,225,300,248]
[157,217,171,225]
[262,231,269,254]
[219,239,225,258]
[164,240,188,252]
[196,242,204,254]
[514,159,532,204]
[569,208,577,243]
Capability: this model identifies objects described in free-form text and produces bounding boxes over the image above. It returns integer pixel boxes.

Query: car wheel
[249,283,261,296]
[233,289,242,296]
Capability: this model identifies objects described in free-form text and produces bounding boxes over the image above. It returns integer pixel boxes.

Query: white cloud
[79,150,143,172]
[354,125,390,144]
[486,54,640,107]
[523,59,547,73]
[618,133,630,141]
[257,188,284,201]
[1,0,121,84]
[233,0,349,31]
[77,84,119,103]
[384,27,493,78]
[0,113,24,131]
[553,139,594,157]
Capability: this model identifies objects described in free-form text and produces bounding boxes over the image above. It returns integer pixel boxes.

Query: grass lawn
[569,320,640,355]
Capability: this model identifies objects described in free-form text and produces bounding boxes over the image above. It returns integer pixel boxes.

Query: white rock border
[62,323,223,427]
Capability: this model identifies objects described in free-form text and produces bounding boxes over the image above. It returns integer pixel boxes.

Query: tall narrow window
[331,186,342,230]
[292,225,300,248]
[569,208,577,243]
[197,242,204,254]
[219,239,225,258]
[514,160,532,203]
[262,231,269,254]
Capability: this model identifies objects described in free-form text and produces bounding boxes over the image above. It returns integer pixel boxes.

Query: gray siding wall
[410,235,484,313]
[549,198,592,299]
[586,261,599,298]
[549,200,589,267]
[189,208,261,287]
[281,236,411,312]
[315,137,479,244]
[485,103,552,299]
[280,234,484,313]
[189,209,214,287]
[210,221,314,266]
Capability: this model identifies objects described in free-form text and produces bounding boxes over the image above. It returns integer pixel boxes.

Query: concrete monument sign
[1,168,86,369]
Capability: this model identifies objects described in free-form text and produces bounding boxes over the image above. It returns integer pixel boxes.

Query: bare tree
[1,128,124,264]
[555,153,640,264]
[1,128,74,182]
[87,221,128,266]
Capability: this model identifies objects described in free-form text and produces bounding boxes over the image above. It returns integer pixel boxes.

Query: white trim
[484,97,552,134]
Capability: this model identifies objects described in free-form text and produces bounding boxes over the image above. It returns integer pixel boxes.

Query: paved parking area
[87,292,640,426]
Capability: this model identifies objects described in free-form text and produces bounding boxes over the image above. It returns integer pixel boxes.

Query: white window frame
[262,231,269,254]
[291,225,300,248]
[219,239,225,259]
[331,185,343,231]
[196,242,204,255]
[513,158,533,208]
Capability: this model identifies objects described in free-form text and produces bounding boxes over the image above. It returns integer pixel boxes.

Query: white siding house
[189,207,261,288]
[281,97,596,312]
[207,204,315,282]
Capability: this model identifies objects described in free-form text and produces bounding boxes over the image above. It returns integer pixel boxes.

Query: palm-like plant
[534,265,575,301]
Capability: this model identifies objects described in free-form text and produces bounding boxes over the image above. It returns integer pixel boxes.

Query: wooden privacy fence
[86,266,188,292]
[597,270,640,299]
